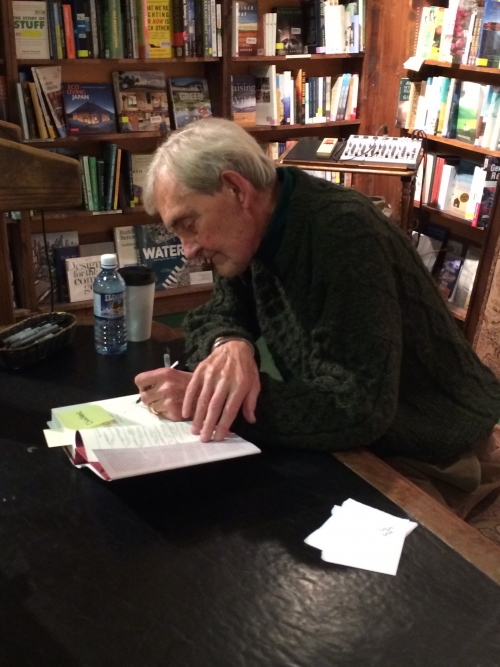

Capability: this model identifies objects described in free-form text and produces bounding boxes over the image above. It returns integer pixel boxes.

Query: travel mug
[118,266,156,342]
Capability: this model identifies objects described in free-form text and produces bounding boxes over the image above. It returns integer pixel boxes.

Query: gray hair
[143,118,277,214]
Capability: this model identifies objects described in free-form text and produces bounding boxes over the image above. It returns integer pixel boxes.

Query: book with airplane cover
[112,70,170,133]
[44,394,260,481]
[135,223,189,291]
[167,77,213,128]
[63,83,117,135]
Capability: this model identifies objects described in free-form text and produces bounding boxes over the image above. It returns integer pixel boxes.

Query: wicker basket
[0,312,77,370]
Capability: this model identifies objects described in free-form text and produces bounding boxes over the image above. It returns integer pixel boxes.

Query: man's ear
[220,170,252,206]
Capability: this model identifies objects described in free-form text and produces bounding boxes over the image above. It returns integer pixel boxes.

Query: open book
[44,394,260,481]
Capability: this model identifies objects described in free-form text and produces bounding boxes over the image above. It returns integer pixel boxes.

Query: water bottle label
[94,291,125,319]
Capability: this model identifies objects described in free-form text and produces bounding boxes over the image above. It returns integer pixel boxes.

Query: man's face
[155,173,259,278]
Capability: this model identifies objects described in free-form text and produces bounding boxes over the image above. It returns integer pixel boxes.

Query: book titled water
[167,77,213,128]
[63,83,117,135]
[135,223,189,291]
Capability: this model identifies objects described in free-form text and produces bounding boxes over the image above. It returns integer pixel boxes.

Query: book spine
[48,1,59,58]
[89,0,100,56]
[88,156,100,211]
[104,143,117,210]
[113,149,122,210]
[128,0,139,57]
[96,159,106,210]
[122,150,135,207]
[78,155,90,210]
[122,0,134,58]
[27,81,49,139]
[62,4,77,58]
[82,155,94,210]
[20,83,38,139]
[15,84,30,140]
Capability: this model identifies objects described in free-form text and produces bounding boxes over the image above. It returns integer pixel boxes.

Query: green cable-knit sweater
[184,167,500,462]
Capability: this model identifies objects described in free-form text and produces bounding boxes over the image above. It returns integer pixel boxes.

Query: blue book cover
[135,224,190,291]
[63,83,116,134]
[477,0,500,67]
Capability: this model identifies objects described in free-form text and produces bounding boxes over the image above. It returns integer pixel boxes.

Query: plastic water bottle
[93,253,127,355]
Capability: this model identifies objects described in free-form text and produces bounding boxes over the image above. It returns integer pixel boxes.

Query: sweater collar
[255,167,295,265]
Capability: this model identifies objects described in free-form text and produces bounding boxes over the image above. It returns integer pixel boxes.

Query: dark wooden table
[1,326,500,667]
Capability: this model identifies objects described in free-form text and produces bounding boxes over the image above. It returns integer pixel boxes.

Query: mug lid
[119,265,156,286]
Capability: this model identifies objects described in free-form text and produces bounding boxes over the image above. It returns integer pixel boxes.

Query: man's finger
[242,380,260,424]
[182,372,203,420]
[198,383,230,441]
[212,392,245,441]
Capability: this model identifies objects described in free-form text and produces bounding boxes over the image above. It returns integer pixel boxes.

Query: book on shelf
[412,230,445,273]
[477,0,500,67]
[236,0,258,56]
[114,226,139,268]
[44,394,260,481]
[453,245,481,309]
[395,78,411,129]
[135,223,188,291]
[437,241,464,301]
[65,255,101,303]
[147,0,173,58]
[63,83,117,135]
[167,77,213,129]
[32,66,67,139]
[448,160,476,217]
[231,75,257,127]
[31,231,79,304]
[53,245,80,303]
[475,156,500,229]
[130,153,155,206]
[456,81,484,145]
[112,71,170,133]
[13,0,50,59]
[467,7,484,65]
[253,64,278,126]
[275,6,303,55]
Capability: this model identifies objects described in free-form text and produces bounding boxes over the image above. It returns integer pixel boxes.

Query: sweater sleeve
[233,233,404,451]
[183,271,262,367]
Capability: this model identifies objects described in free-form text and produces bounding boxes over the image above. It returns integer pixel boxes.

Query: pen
[136,360,179,404]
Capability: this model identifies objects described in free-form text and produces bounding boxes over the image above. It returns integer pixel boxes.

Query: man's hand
[182,340,261,442]
[135,367,193,420]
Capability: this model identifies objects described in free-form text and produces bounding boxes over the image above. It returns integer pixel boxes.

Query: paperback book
[275,6,304,54]
[147,0,173,58]
[477,0,500,67]
[13,0,50,59]
[65,255,101,302]
[167,77,213,128]
[237,0,258,56]
[114,226,139,268]
[32,66,67,138]
[135,223,188,290]
[131,153,155,206]
[31,231,79,304]
[63,83,117,135]
[112,71,170,133]
[231,75,256,127]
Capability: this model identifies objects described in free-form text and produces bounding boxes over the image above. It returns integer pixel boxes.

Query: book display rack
[0,0,368,325]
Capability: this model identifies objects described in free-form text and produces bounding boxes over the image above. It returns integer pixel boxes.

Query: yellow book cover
[147,0,173,58]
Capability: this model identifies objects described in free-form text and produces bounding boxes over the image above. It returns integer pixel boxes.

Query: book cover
[231,75,256,127]
[450,0,479,64]
[112,71,170,133]
[453,246,481,308]
[32,66,67,138]
[53,244,81,302]
[477,0,500,67]
[63,83,117,134]
[131,153,155,205]
[237,0,258,56]
[135,223,188,290]
[114,226,139,268]
[395,78,411,129]
[147,0,173,58]
[167,77,212,128]
[253,65,278,126]
[456,80,481,144]
[447,159,476,215]
[437,247,464,300]
[187,257,214,285]
[31,231,79,304]
[66,255,101,302]
[13,1,50,59]
[275,6,304,54]
[476,156,500,228]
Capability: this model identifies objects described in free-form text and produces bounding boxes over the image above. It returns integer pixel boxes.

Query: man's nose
[181,239,201,259]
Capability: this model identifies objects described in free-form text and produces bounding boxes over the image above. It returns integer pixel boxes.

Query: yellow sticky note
[57,405,116,430]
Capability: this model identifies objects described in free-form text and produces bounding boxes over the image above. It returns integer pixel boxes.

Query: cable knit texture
[184,167,500,462]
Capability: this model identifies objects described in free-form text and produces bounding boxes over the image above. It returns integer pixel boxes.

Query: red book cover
[62,4,76,59]
[430,157,445,205]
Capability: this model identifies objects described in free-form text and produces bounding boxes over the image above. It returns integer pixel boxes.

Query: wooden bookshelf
[422,59,500,76]
[422,206,486,245]
[424,135,500,160]
[232,54,365,62]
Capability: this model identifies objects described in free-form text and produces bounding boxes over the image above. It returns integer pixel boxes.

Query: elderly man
[135,118,500,513]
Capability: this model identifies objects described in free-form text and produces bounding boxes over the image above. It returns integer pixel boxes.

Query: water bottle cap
[101,253,118,269]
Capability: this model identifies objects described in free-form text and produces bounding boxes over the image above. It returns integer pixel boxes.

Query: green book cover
[456,81,481,144]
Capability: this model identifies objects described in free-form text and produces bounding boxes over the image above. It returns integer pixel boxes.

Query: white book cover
[414,81,428,130]
[45,394,260,481]
[66,255,101,303]
[324,3,345,54]
[441,77,456,138]
[439,1,459,62]
[114,225,139,268]
[482,90,500,149]
[415,6,431,58]
[465,165,487,221]
[13,1,50,59]
[437,163,457,210]
[453,246,481,309]
[253,64,278,125]
[33,66,67,137]
[329,76,342,121]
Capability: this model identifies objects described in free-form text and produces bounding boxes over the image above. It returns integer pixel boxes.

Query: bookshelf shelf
[232,54,364,62]
[38,283,214,317]
[423,59,500,77]
[447,302,467,322]
[247,120,361,139]
[17,58,221,66]
[424,134,500,159]
[422,206,486,245]
[24,131,165,148]
[30,210,159,234]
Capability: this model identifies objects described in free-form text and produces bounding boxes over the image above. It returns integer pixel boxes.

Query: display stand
[279,137,422,236]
